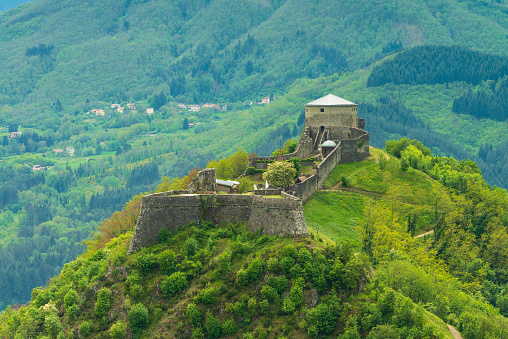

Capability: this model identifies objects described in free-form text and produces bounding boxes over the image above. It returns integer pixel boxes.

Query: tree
[183,118,189,130]
[94,288,112,317]
[128,303,149,332]
[262,161,296,188]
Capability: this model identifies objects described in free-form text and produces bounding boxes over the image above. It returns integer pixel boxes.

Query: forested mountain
[2,0,508,125]
[0,0,31,12]
[2,0,508,314]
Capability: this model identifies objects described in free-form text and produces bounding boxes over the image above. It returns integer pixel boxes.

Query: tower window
[320,108,324,112]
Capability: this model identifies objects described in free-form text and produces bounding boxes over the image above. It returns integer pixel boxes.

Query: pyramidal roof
[305,94,356,106]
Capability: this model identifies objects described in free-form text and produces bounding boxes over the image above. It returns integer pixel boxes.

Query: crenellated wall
[128,192,308,253]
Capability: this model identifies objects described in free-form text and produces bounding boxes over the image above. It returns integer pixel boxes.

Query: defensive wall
[128,191,307,253]
[285,129,369,204]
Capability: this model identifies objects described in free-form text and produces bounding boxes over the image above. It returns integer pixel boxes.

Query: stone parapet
[128,193,307,253]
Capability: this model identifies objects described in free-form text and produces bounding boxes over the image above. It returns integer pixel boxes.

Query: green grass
[304,191,365,248]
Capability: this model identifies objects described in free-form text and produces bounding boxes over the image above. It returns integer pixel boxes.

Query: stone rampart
[188,168,217,193]
[128,193,307,253]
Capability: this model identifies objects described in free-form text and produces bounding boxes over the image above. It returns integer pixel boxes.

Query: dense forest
[367,45,508,87]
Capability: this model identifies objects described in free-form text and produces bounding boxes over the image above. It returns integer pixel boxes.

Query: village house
[66,147,75,154]
[9,131,22,138]
[54,149,63,154]
[127,103,136,110]
[93,109,105,116]
[261,97,270,104]
[178,103,186,110]
[188,105,200,112]
[111,104,121,109]
[118,107,124,113]
[146,108,154,115]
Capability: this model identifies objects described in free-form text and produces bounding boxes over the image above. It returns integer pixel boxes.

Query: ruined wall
[128,193,307,253]
[188,168,217,193]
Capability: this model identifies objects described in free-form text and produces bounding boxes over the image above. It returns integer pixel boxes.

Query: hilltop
[2,142,508,338]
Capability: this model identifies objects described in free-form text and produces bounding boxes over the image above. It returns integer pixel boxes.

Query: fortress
[128,94,369,253]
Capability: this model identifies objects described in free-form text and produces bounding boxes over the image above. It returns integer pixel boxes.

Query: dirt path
[448,325,463,339]
[414,230,434,238]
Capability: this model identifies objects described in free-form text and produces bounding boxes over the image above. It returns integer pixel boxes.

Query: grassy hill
[2,145,508,338]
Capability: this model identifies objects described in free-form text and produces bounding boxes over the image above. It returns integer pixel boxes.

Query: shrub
[44,313,63,336]
[135,253,158,273]
[183,238,199,257]
[64,289,80,309]
[161,272,188,298]
[236,269,249,286]
[128,303,149,332]
[267,257,279,272]
[290,263,303,279]
[94,288,112,317]
[281,244,297,258]
[223,319,236,335]
[246,257,265,281]
[307,303,337,336]
[259,300,270,314]
[67,304,80,321]
[157,227,171,243]
[187,303,202,328]
[247,298,258,313]
[215,249,232,274]
[194,286,218,305]
[109,321,127,339]
[267,275,289,294]
[129,283,144,299]
[298,248,312,265]
[260,285,279,303]
[80,321,92,337]
[341,175,349,187]
[205,311,222,338]
[290,278,305,307]
[280,256,295,274]
[282,298,295,313]
[158,249,177,274]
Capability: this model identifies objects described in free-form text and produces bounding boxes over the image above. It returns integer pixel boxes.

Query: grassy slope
[304,147,451,247]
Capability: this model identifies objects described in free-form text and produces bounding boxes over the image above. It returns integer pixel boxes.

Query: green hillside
[2,144,508,338]
[2,0,508,122]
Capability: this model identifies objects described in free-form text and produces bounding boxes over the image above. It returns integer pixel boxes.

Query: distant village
[88,95,274,116]
[3,95,275,172]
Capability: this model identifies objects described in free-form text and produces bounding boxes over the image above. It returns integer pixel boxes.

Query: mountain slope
[2,0,508,122]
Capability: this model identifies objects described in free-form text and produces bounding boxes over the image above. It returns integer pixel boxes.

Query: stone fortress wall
[128,189,307,253]
[129,94,369,253]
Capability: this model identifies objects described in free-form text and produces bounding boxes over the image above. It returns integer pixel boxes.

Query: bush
[223,319,236,335]
[80,321,92,337]
[260,285,279,303]
[215,249,232,274]
[183,238,199,257]
[109,321,127,339]
[290,278,305,307]
[161,272,188,298]
[239,177,253,193]
[158,249,177,274]
[341,175,349,187]
[67,304,80,320]
[259,300,270,314]
[205,311,222,338]
[128,303,149,332]
[94,288,112,317]
[282,297,295,313]
[44,313,63,336]
[267,275,289,294]
[280,256,295,274]
[307,303,337,335]
[298,248,313,265]
[135,253,159,273]
[246,167,265,175]
[157,227,171,243]
[64,289,80,309]
[194,286,218,305]
[187,303,202,328]
[267,257,279,272]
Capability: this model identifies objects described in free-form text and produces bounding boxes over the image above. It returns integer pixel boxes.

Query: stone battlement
[128,192,307,253]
